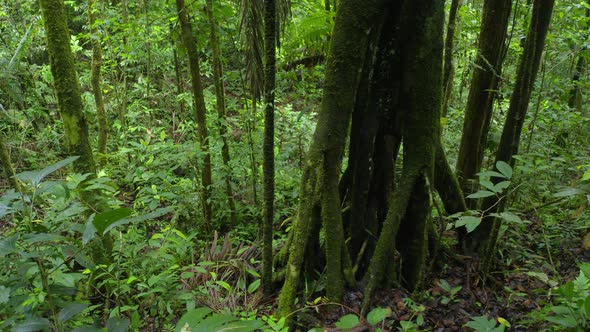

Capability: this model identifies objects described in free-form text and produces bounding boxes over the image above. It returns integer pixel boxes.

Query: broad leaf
[464,315,499,331]
[0,235,17,257]
[367,307,392,325]
[456,216,481,233]
[175,307,213,332]
[12,318,51,332]
[107,316,130,332]
[92,208,133,235]
[553,187,585,198]
[217,319,265,331]
[58,302,88,323]
[102,207,173,235]
[16,156,79,187]
[496,161,512,179]
[493,181,511,193]
[335,314,359,330]
[467,190,495,199]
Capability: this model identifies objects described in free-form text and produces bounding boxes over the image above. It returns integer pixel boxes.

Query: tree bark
[205,0,238,230]
[277,0,384,318]
[363,0,443,313]
[39,0,97,176]
[89,0,108,157]
[455,0,512,201]
[0,134,22,192]
[442,0,463,118]
[471,0,555,266]
[175,0,213,230]
[262,0,276,297]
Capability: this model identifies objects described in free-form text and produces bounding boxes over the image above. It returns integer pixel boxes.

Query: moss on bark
[277,0,384,318]
[176,0,213,230]
[40,0,96,176]
[455,0,512,202]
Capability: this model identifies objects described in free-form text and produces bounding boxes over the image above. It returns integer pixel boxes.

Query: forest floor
[305,212,588,331]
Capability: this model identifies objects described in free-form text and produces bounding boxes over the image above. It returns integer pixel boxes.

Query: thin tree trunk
[442,0,463,118]
[472,0,555,266]
[262,0,276,297]
[205,0,238,230]
[0,134,22,192]
[89,0,108,157]
[39,0,97,176]
[455,0,512,200]
[176,0,213,230]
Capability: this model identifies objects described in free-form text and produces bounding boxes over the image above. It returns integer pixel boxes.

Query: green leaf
[11,318,51,332]
[493,181,511,193]
[496,161,512,179]
[0,235,17,257]
[582,169,590,181]
[480,180,496,192]
[0,285,10,304]
[335,314,359,330]
[58,302,88,323]
[16,156,79,187]
[102,207,173,235]
[247,279,260,293]
[92,208,133,235]
[217,319,265,331]
[0,202,11,219]
[467,190,495,199]
[216,280,231,291]
[107,316,130,332]
[553,187,586,197]
[456,216,482,233]
[477,170,506,178]
[175,308,213,332]
[497,212,524,224]
[82,214,97,245]
[22,233,65,244]
[367,307,392,325]
[464,315,499,331]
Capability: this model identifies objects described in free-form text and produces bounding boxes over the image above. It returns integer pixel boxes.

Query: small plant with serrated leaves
[438,279,462,305]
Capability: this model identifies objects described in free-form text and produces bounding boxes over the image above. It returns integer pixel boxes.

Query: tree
[455,0,512,205]
[204,0,238,229]
[442,0,463,118]
[175,0,213,231]
[0,134,21,192]
[262,0,276,297]
[89,0,108,157]
[277,0,444,318]
[471,0,555,267]
[39,0,97,177]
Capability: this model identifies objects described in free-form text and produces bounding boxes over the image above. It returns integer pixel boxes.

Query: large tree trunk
[455,0,512,202]
[205,0,238,230]
[39,0,96,176]
[472,0,555,267]
[277,0,384,318]
[262,0,276,297]
[362,0,443,312]
[176,0,213,231]
[89,0,108,158]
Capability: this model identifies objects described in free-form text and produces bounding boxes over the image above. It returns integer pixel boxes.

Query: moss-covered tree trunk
[0,134,22,192]
[39,0,96,176]
[472,0,555,267]
[176,0,213,230]
[205,0,238,229]
[442,0,463,118]
[261,0,276,297]
[89,0,108,157]
[455,0,512,202]
[362,0,443,312]
[277,0,384,318]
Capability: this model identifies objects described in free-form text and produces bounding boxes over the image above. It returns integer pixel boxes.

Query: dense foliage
[1,0,589,331]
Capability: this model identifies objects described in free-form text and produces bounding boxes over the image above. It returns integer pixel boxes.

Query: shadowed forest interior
[1,0,590,331]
